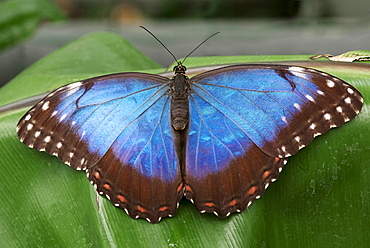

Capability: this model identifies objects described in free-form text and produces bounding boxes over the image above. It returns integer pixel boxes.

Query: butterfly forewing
[183,64,363,217]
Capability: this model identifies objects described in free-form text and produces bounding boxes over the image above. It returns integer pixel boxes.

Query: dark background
[0,0,369,88]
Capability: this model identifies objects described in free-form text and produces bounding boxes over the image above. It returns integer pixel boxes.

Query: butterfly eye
[173,64,186,74]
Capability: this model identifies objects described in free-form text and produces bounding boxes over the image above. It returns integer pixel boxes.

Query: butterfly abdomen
[170,73,190,130]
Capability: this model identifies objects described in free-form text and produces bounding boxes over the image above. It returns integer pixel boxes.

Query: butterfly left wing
[17,73,183,223]
[184,64,363,217]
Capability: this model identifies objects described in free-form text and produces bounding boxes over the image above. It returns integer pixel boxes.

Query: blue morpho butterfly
[17,29,363,223]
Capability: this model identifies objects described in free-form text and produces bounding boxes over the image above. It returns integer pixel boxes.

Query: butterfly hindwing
[17,73,183,223]
[184,64,363,217]
[184,91,287,216]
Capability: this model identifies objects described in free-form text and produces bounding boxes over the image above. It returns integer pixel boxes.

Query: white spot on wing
[345,97,352,104]
[305,94,315,102]
[27,124,33,131]
[25,114,32,121]
[57,142,62,148]
[51,111,58,117]
[324,113,331,120]
[281,116,288,124]
[314,132,322,137]
[294,103,301,110]
[44,136,51,143]
[281,146,286,152]
[336,106,343,113]
[317,90,324,95]
[299,144,305,149]
[35,131,41,137]
[327,80,335,88]
[347,88,354,94]
[333,77,341,81]
[62,82,82,97]
[60,114,67,121]
[289,66,310,80]
[42,101,50,111]
[289,66,305,72]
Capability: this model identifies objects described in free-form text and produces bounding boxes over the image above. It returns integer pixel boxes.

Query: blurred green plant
[0,0,65,51]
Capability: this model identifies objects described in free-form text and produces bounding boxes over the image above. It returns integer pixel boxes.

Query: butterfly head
[173,63,187,75]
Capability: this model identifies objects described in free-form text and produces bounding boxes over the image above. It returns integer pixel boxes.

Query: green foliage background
[0,32,369,247]
[0,0,64,51]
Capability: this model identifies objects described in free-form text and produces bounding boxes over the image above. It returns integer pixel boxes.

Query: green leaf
[0,0,65,51]
[1,32,369,247]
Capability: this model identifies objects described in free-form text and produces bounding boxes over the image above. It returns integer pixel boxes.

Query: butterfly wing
[184,64,363,217]
[17,73,183,223]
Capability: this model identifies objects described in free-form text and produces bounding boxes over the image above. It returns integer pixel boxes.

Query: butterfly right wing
[183,64,362,217]
[17,73,183,223]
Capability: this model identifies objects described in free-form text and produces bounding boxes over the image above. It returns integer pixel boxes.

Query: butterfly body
[17,63,363,223]
[170,64,190,130]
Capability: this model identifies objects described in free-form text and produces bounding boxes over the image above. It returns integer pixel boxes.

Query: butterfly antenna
[181,31,220,64]
[140,26,179,64]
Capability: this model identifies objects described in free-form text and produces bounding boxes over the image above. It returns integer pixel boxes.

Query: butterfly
[16,31,363,223]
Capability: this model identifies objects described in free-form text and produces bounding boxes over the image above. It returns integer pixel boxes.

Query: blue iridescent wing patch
[184,64,363,216]
[17,64,363,223]
[17,73,183,223]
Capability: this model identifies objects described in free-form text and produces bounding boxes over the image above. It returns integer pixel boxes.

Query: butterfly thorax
[170,66,190,130]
